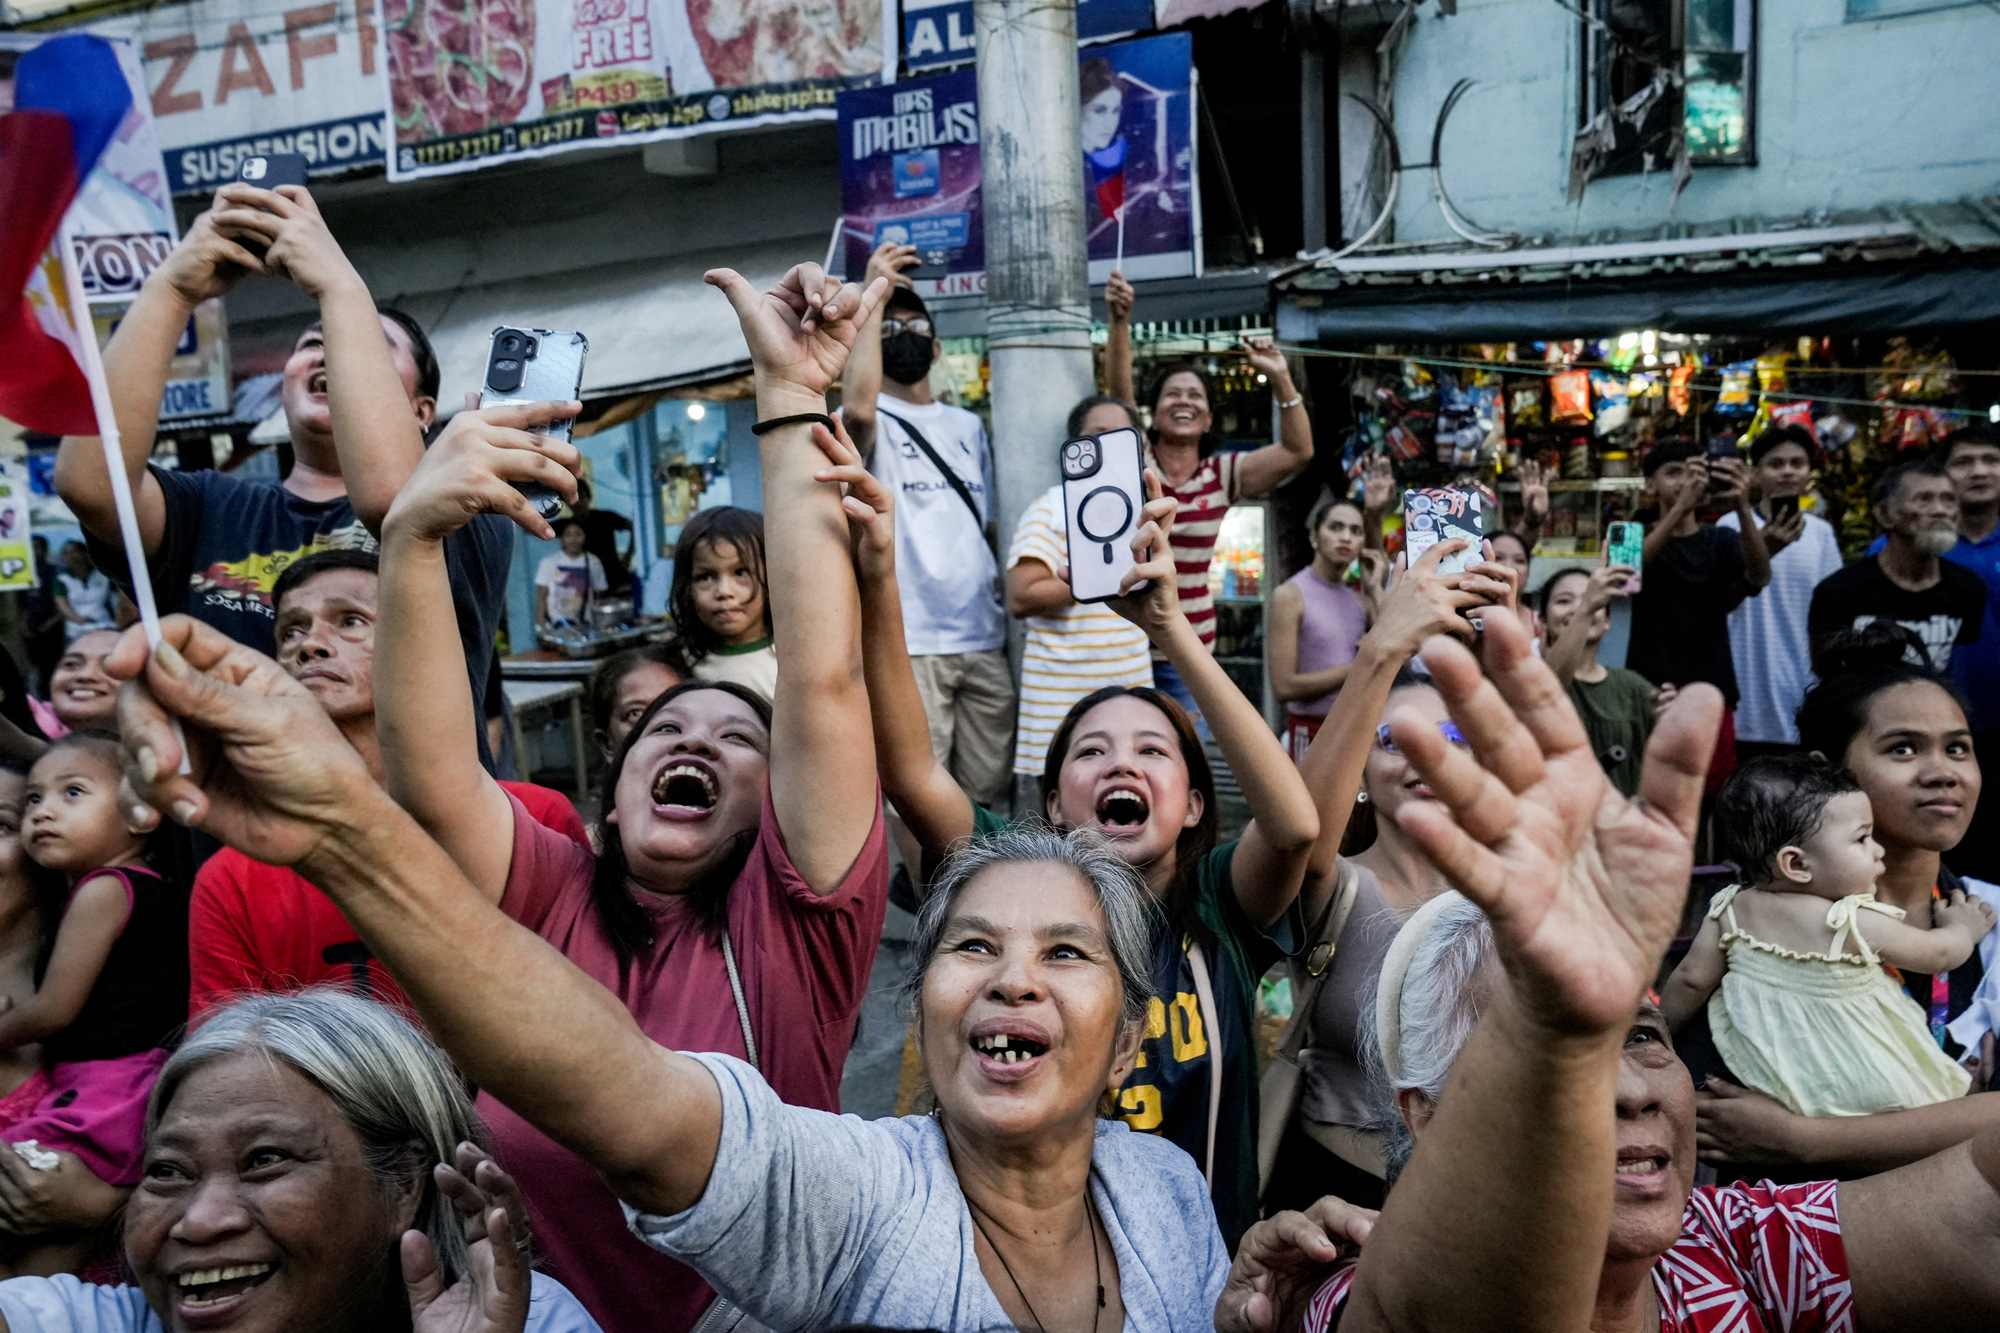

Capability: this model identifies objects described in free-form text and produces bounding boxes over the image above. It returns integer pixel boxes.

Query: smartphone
[1705,436,1739,493]
[1606,520,1644,593]
[1402,487,1487,576]
[1771,495,1801,521]
[232,153,310,258]
[1061,427,1147,603]
[480,327,588,520]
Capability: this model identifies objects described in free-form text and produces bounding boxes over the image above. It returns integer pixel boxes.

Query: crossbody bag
[1256,860,1364,1198]
[879,408,998,555]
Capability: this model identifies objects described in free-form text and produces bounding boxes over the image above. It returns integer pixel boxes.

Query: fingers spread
[1635,682,1724,842]
[399,1230,444,1307]
[1387,700,1521,845]
[1471,608,1593,774]
[1416,631,1547,798]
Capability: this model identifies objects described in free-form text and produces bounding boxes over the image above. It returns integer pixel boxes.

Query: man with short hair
[55,182,521,766]
[1717,425,1845,762]
[1810,459,1987,675]
[841,242,1013,809]
[187,550,586,1021]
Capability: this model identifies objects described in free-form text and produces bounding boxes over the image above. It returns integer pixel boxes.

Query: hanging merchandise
[1717,362,1755,414]
[1667,363,1696,417]
[1387,422,1425,461]
[1590,372,1630,436]
[1510,384,1543,427]
[1550,370,1592,425]
[1767,401,1817,442]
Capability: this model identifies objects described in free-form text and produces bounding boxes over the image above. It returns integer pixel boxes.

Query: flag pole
[55,229,191,773]
[1115,204,1126,273]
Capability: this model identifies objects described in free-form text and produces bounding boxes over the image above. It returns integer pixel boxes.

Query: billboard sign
[836,67,983,299]
[903,0,1153,73]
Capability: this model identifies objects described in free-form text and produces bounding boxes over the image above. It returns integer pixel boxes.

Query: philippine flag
[0,34,133,436]
[1086,136,1127,221]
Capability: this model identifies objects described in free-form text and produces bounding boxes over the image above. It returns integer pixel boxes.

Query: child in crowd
[1663,755,1996,1116]
[1269,495,1374,762]
[671,506,777,701]
[1539,565,1663,797]
[0,764,47,1134]
[1,733,185,1193]
[534,517,607,631]
[587,642,687,760]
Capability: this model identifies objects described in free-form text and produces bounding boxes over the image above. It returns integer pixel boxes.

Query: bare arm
[837,242,914,464]
[1711,460,1771,592]
[52,190,269,558]
[378,403,583,903]
[1642,478,1701,568]
[1659,916,1724,1031]
[1698,1080,2000,1176]
[1541,566,1633,688]
[1234,339,1313,499]
[0,875,127,1049]
[808,420,977,863]
[1855,894,1988,974]
[1007,558,1074,619]
[534,584,550,628]
[1511,459,1549,554]
[1842,1130,2000,1330]
[1359,458,1394,553]
[1268,582,1359,705]
[1104,271,1135,404]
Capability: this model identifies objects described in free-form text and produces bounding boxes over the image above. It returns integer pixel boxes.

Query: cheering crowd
[0,179,1987,1333]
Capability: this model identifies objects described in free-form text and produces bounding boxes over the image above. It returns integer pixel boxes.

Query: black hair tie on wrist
[751,413,836,436]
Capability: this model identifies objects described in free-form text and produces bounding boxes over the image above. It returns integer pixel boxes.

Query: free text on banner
[381,0,890,180]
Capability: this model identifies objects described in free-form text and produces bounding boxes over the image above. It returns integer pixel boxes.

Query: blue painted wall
[1373,0,2000,245]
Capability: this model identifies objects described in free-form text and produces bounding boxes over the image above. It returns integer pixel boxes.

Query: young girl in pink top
[1269,495,1373,762]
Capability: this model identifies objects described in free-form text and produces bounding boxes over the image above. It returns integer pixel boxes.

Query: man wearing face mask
[1809,458,1987,675]
[841,243,1013,810]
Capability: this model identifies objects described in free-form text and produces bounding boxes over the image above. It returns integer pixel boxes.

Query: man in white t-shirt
[1716,425,1845,760]
[533,518,607,630]
[843,243,1012,808]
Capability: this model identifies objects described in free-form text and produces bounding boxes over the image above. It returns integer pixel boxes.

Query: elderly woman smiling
[0,989,597,1333]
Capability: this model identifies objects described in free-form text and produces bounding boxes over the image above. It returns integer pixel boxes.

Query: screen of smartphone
[1402,487,1486,576]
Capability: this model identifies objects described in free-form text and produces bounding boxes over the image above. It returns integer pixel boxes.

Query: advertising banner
[382,0,888,180]
[902,0,1152,74]
[0,463,36,593]
[91,0,388,195]
[836,67,983,299]
[837,32,1197,295]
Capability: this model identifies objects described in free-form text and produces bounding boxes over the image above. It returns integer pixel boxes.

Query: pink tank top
[1286,565,1367,717]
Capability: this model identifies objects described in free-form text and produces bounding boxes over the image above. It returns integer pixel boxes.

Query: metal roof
[1275,196,2000,294]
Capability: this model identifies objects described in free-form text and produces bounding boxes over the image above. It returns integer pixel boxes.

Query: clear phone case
[1062,427,1146,604]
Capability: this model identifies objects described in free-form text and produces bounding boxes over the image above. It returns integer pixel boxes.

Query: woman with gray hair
[1217,610,2000,1333]
[0,990,599,1333]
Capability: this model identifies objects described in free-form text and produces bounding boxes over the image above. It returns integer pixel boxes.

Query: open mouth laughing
[1094,787,1149,833]
[174,1261,275,1313]
[652,761,719,816]
[970,1021,1053,1080]
[306,369,328,398]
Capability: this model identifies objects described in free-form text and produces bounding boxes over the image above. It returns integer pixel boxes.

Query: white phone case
[1062,427,1146,604]
[480,328,587,441]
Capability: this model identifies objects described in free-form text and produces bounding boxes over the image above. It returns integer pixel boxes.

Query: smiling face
[274,569,376,724]
[1753,441,1812,502]
[1311,503,1365,571]
[689,538,767,648]
[919,860,1139,1146]
[50,629,121,731]
[25,741,138,875]
[1363,685,1458,825]
[557,522,587,557]
[1841,681,1979,855]
[609,688,771,891]
[127,1052,416,1333]
[1539,571,1604,646]
[1784,789,1885,900]
[1488,532,1531,578]
[1152,371,1212,448]
[600,662,683,759]
[1606,1003,1697,1263]
[1048,694,1201,885]
[279,317,432,451]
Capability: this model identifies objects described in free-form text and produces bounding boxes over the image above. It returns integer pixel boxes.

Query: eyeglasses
[1376,720,1471,753]
[882,316,933,337]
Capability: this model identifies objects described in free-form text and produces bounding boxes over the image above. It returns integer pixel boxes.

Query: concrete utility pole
[975,0,1095,548]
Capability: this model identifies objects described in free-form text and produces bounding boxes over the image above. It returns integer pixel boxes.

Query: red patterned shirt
[1147,446,1242,654]
[1302,1180,1853,1333]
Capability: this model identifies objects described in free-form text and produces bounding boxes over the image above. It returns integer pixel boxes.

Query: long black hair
[668,507,770,668]
[591,680,774,966]
[1039,685,1217,948]
[1797,623,1971,764]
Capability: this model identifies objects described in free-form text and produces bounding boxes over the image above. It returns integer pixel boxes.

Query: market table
[503,678,590,796]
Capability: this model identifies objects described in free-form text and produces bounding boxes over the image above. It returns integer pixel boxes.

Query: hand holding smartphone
[231,154,310,259]
[1605,520,1644,594]
[1402,487,1488,576]
[480,327,588,520]
[1061,428,1147,603]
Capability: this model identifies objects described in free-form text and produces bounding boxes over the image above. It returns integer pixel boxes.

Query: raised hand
[864,241,919,290]
[1100,472,1181,638]
[1386,608,1721,1036]
[207,184,359,302]
[808,416,897,578]
[405,1144,534,1333]
[383,397,582,545]
[1710,457,1751,508]
[1761,503,1806,555]
[705,263,889,414]
[1215,1195,1378,1333]
[1367,539,1484,656]
[149,193,271,307]
[108,618,376,869]
[1516,457,1550,524]
[1242,335,1291,386]
[1105,270,1135,323]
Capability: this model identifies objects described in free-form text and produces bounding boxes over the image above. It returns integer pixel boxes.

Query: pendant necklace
[968,1190,1105,1333]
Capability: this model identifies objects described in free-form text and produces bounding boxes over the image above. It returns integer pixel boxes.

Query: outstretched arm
[1104,272,1135,404]
[1842,1130,2000,1330]
[808,419,976,863]
[1342,609,1720,1333]
[1659,917,1724,1031]
[54,190,266,559]
[111,618,724,1220]
[1235,338,1313,499]
[836,242,914,465]
[377,402,583,902]
[1698,1079,2000,1176]
[1542,565,1634,688]
[1855,890,1992,974]
[707,264,889,892]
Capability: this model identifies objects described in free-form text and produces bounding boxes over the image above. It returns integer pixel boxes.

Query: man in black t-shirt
[55,182,541,768]
[1809,459,1987,674]
[1626,438,1773,712]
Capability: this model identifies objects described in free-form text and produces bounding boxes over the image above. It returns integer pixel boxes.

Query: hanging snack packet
[1717,361,1755,414]
[1667,363,1695,416]
[1591,372,1630,436]
[1551,369,1592,424]
[1767,400,1817,443]
[1510,383,1544,426]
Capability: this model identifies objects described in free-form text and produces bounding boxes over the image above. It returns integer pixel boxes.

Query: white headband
[1373,890,1470,1088]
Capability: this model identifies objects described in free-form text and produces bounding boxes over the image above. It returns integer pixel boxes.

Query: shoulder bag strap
[1275,860,1363,1065]
[879,409,987,535]
[722,927,759,1072]
[1185,939,1224,1188]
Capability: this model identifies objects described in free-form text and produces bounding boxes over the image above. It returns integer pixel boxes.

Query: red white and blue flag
[0,34,132,436]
